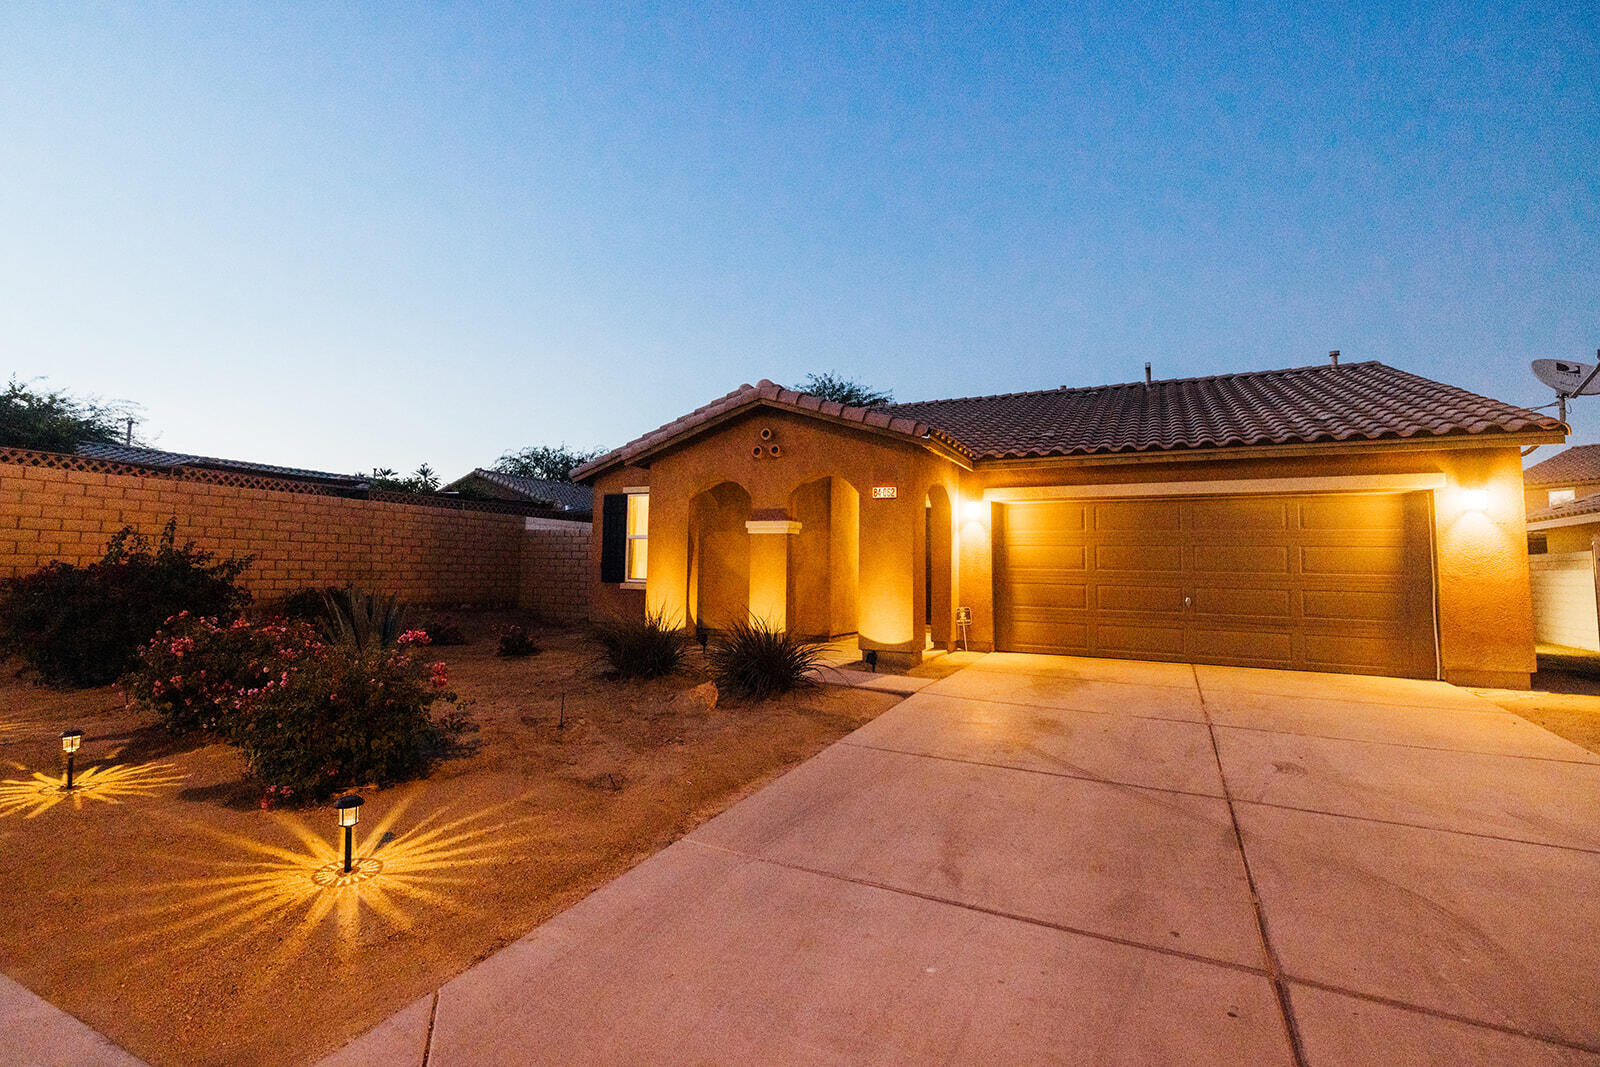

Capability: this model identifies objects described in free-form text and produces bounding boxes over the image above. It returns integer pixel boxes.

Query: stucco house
[1523,444,1600,554]
[574,360,1563,688]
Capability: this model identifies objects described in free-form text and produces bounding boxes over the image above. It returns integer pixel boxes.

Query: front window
[1549,488,1577,506]
[626,493,649,582]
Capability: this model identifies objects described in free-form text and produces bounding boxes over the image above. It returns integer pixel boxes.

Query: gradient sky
[3,2,1596,478]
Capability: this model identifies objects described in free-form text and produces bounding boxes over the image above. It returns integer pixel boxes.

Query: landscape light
[60,730,83,790]
[864,649,879,673]
[335,795,364,874]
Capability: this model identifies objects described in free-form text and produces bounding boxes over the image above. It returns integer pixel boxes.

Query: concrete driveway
[323,654,1600,1066]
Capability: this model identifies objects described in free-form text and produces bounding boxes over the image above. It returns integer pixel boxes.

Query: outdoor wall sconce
[60,729,83,790]
[335,794,364,873]
[1462,489,1489,513]
[962,500,986,522]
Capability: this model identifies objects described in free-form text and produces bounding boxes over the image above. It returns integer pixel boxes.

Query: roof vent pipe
[1329,350,1340,367]
[1144,362,1152,385]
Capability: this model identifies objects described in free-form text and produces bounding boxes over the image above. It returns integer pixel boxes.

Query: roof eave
[970,427,1569,471]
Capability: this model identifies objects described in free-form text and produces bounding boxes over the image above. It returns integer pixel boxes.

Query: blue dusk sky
[2,2,1596,477]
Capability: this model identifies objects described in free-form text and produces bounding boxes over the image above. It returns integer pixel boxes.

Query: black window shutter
[600,493,628,583]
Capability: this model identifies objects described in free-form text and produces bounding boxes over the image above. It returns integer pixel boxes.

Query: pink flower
[398,629,432,647]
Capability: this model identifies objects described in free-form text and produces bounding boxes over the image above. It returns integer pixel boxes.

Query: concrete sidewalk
[318,652,1600,1065]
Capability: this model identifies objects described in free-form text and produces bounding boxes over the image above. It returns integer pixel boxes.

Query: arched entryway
[785,477,859,639]
[689,481,751,631]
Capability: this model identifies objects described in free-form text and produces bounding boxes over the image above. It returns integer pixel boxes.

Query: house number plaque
[871,486,898,499]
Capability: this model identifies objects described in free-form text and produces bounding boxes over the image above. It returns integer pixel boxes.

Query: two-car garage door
[993,492,1437,678]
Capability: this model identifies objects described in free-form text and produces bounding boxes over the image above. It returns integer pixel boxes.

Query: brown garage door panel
[1301,544,1409,576]
[1097,584,1185,612]
[1095,500,1181,530]
[1188,627,1294,664]
[1096,622,1186,657]
[1302,588,1410,622]
[1192,586,1294,619]
[1193,544,1291,574]
[994,492,1436,678]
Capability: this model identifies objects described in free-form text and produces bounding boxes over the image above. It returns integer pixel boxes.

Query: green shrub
[708,620,826,700]
[234,637,458,803]
[592,609,686,679]
[275,585,347,623]
[0,519,251,687]
[321,587,408,650]
[419,615,468,646]
[495,624,540,658]
[127,617,461,802]
[125,614,321,737]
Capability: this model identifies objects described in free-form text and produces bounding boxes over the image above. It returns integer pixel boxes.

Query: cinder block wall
[519,517,592,623]
[0,451,587,612]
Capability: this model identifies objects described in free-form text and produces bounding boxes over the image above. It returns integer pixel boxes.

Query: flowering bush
[124,614,321,738]
[127,615,469,802]
[234,642,460,801]
[0,519,251,687]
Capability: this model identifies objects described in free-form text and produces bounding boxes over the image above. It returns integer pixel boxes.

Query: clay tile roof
[443,469,594,514]
[573,362,1562,481]
[571,380,959,480]
[75,442,362,485]
[1527,492,1600,525]
[885,361,1563,459]
[1523,444,1600,488]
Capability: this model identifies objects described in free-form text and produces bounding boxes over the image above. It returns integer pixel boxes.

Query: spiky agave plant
[708,618,827,700]
[321,587,409,650]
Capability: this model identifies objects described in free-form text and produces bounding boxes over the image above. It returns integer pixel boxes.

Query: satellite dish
[1532,359,1600,396]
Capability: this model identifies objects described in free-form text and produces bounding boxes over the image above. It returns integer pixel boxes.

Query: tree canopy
[0,378,136,453]
[360,464,440,494]
[795,372,893,407]
[492,444,607,482]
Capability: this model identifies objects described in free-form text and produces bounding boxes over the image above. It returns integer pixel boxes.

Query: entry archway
[689,482,751,631]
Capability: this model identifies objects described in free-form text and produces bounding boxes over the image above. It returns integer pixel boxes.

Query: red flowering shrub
[128,616,469,802]
[125,614,321,738]
[234,642,461,802]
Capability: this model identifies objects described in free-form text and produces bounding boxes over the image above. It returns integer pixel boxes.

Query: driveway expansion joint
[1229,797,1600,856]
[1211,721,1600,766]
[1195,664,1311,1067]
[1282,975,1600,1056]
[836,737,1228,801]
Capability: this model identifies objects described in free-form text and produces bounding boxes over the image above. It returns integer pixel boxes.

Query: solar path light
[60,730,83,790]
[335,794,364,873]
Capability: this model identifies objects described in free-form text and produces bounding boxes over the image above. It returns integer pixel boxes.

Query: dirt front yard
[0,614,898,1066]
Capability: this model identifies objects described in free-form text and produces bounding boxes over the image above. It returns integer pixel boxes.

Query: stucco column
[746,519,799,628]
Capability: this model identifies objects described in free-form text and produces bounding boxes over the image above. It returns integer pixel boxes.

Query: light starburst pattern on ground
[109,796,538,972]
[0,760,187,819]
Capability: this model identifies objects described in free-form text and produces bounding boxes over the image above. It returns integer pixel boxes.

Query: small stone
[669,681,718,714]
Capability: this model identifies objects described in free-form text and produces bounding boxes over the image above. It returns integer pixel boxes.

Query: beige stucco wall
[587,404,1539,685]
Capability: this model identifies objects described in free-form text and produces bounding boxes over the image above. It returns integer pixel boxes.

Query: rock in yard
[669,681,718,714]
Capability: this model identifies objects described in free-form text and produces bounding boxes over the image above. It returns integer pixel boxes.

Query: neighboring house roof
[1526,493,1600,528]
[575,362,1563,480]
[443,469,594,514]
[75,442,363,485]
[1523,443,1600,488]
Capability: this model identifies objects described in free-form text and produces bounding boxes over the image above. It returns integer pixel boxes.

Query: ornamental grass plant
[708,619,827,700]
[591,609,687,679]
